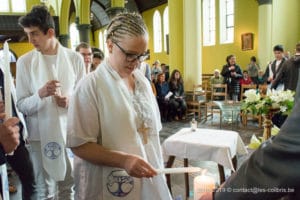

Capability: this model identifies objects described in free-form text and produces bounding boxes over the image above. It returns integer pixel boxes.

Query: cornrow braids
[106,12,148,43]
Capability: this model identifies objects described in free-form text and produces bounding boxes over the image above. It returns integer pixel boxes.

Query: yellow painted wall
[142,4,169,66]
[202,0,258,73]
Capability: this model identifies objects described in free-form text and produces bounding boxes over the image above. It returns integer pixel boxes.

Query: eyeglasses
[113,42,149,62]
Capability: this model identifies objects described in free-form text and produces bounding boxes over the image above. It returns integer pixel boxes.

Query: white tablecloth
[162,128,248,171]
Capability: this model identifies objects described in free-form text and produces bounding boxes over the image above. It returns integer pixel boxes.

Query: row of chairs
[186,82,265,127]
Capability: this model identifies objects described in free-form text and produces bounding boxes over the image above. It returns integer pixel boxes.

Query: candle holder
[190,118,197,131]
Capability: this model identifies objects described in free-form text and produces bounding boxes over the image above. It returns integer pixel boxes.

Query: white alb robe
[67,59,172,200]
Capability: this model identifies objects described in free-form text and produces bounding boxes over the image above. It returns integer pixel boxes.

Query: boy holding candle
[16,5,85,199]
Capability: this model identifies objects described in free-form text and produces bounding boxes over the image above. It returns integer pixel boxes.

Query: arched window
[203,0,215,46]
[0,0,26,12]
[153,10,162,53]
[69,23,80,50]
[99,31,104,51]
[163,7,169,52]
[11,0,26,12]
[220,0,234,44]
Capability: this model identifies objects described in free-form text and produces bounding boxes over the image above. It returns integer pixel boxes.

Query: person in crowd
[0,66,37,199]
[255,69,267,86]
[221,55,243,101]
[200,60,300,200]
[263,45,287,90]
[150,73,157,96]
[76,42,93,73]
[284,51,291,59]
[139,55,151,82]
[161,63,170,82]
[210,69,225,100]
[247,56,260,83]
[66,12,172,200]
[0,113,20,198]
[271,43,300,128]
[210,69,224,86]
[151,60,162,81]
[156,72,173,122]
[91,50,104,71]
[169,69,187,120]
[239,70,253,85]
[16,5,85,199]
[271,43,300,91]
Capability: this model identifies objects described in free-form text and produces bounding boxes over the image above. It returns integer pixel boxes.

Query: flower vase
[262,107,280,141]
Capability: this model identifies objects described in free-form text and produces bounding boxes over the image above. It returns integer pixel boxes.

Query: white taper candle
[3,39,12,119]
[156,167,202,174]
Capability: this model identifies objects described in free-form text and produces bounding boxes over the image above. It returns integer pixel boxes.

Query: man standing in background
[76,42,93,73]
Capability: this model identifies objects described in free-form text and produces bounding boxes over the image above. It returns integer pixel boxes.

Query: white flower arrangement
[241,89,295,115]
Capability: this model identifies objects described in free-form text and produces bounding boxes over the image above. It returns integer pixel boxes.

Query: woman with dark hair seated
[155,73,173,122]
[169,69,187,120]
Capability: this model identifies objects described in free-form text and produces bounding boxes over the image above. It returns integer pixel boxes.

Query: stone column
[77,24,91,43]
[257,0,273,68]
[168,0,184,84]
[58,34,69,47]
[106,0,126,19]
[183,0,202,90]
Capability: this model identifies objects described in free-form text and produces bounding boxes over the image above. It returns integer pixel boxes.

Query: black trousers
[6,142,37,200]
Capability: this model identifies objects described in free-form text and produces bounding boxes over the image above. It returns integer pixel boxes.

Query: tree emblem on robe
[44,142,62,159]
[107,170,134,197]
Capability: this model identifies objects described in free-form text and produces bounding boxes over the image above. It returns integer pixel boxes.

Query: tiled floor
[9,114,262,199]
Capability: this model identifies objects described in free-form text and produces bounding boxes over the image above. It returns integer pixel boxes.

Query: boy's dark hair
[93,51,104,60]
[250,56,256,62]
[18,5,55,34]
[273,45,284,52]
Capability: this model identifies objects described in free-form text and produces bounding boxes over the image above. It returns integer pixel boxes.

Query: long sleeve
[271,64,285,89]
[16,55,44,116]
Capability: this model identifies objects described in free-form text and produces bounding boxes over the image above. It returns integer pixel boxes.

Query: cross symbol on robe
[138,123,150,144]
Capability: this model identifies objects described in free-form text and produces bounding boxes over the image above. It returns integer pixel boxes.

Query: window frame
[202,0,216,46]
[219,0,234,44]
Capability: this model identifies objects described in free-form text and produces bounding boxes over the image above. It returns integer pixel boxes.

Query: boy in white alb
[16,5,85,199]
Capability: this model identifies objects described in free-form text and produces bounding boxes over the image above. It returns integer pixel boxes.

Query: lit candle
[194,170,215,200]
[3,39,12,119]
[156,167,202,174]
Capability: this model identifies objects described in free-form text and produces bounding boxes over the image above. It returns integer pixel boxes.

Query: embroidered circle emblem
[44,142,61,159]
[107,170,134,197]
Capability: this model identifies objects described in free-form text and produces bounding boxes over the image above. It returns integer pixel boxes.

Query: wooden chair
[205,84,228,120]
[186,82,208,120]
[240,84,263,128]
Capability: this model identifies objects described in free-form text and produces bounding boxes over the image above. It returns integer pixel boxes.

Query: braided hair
[106,12,148,43]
